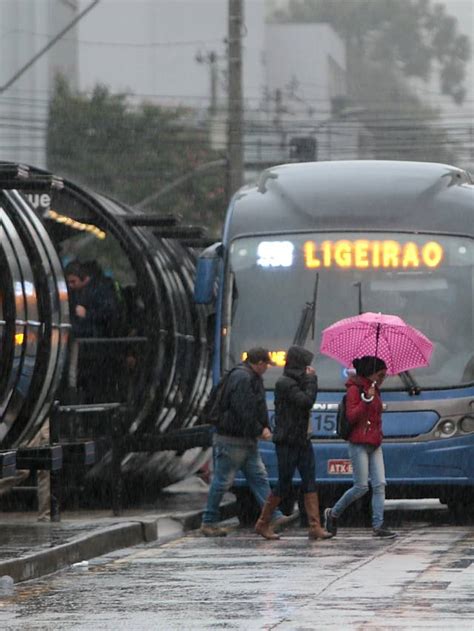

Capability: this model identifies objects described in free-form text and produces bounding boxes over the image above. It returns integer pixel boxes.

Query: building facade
[0,0,78,168]
[0,0,371,172]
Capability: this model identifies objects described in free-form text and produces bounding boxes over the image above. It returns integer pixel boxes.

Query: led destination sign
[254,238,445,269]
[304,239,444,269]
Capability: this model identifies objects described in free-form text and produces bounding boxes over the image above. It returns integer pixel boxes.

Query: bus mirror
[194,242,222,304]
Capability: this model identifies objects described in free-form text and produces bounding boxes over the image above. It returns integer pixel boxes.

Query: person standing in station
[64,260,123,402]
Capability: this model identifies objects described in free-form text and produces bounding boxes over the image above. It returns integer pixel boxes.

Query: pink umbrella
[320,312,433,375]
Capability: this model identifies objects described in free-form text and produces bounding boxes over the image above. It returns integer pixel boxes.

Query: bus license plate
[328,459,353,475]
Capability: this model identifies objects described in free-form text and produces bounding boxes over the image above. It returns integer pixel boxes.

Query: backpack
[336,393,352,440]
[200,370,234,426]
[336,386,364,440]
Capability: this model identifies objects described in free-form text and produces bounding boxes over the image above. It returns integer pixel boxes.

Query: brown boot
[304,492,333,540]
[255,494,281,540]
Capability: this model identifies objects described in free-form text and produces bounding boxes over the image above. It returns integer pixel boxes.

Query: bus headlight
[438,420,456,436]
[460,416,474,434]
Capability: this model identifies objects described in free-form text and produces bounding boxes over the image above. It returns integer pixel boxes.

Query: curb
[0,500,238,584]
[0,522,143,584]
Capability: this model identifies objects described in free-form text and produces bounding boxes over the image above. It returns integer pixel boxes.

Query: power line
[0,1,101,95]
[3,29,225,49]
[1,87,472,108]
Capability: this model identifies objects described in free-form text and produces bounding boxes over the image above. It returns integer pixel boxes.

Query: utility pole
[227,0,244,197]
[209,51,218,116]
[195,50,218,115]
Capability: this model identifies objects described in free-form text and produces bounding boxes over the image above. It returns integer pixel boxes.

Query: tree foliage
[274,0,470,104]
[271,0,468,163]
[47,76,226,235]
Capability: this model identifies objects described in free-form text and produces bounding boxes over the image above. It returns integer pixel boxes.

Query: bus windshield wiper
[353,281,363,315]
[293,273,319,346]
[399,370,421,395]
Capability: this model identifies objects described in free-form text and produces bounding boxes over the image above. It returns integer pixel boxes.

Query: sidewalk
[0,477,237,584]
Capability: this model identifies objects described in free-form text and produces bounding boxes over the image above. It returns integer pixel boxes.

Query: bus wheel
[233,488,260,527]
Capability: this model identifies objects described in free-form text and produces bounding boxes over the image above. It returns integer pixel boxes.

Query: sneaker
[200,524,228,537]
[324,508,338,536]
[372,525,397,539]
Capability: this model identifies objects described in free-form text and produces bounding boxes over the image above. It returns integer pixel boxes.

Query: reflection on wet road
[1,503,473,630]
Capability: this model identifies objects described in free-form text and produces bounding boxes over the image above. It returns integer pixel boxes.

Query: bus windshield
[226,232,474,390]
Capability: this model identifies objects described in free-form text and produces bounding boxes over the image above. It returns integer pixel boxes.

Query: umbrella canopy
[320,312,433,375]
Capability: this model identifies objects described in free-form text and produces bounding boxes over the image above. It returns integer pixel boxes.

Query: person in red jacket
[324,356,397,538]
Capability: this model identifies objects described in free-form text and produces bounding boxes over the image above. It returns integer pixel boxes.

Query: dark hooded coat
[272,346,317,446]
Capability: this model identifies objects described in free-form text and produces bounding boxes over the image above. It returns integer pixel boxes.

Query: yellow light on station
[15,333,24,345]
[46,209,106,240]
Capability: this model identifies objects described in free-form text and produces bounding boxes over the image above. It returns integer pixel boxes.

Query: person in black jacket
[65,260,123,338]
[200,347,287,537]
[255,346,332,540]
[65,260,124,402]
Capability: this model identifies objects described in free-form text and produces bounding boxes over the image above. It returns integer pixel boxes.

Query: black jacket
[70,275,121,338]
[273,346,317,446]
[217,363,269,439]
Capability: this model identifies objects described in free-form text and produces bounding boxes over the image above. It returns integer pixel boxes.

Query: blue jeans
[331,443,387,529]
[202,434,283,525]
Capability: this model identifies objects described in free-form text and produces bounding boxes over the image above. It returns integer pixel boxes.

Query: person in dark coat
[200,347,288,537]
[65,260,122,338]
[255,345,332,540]
[65,260,123,402]
[324,356,397,538]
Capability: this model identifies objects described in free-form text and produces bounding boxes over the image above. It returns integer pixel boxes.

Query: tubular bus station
[0,162,215,518]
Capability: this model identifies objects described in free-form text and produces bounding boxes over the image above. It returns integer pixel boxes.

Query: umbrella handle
[373,323,380,371]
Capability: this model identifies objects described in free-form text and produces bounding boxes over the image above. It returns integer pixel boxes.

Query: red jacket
[345,376,383,447]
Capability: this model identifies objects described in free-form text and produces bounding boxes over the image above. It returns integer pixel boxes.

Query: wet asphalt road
[0,504,473,630]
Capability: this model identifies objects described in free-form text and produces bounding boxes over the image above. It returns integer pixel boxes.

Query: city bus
[194,160,474,523]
